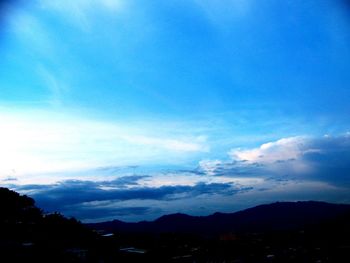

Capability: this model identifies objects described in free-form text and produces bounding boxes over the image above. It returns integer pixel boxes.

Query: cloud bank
[5,133,350,222]
[10,176,241,221]
[201,134,350,186]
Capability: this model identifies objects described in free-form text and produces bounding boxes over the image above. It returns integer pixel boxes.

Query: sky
[1,0,350,222]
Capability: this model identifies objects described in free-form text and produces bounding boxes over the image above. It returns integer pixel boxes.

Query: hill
[87,201,350,234]
[0,187,97,262]
[2,187,350,262]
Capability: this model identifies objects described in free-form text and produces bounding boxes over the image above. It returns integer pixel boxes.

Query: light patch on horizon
[135,171,263,189]
[0,109,209,183]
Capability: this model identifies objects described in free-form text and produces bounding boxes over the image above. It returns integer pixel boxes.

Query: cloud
[103,175,151,188]
[0,110,209,181]
[38,0,125,31]
[10,178,241,221]
[230,137,306,164]
[8,9,58,57]
[121,135,209,153]
[199,159,263,177]
[227,136,313,176]
[64,206,154,221]
[202,134,350,186]
[95,165,139,173]
[36,65,68,106]
[28,181,237,207]
[9,132,350,222]
[6,8,76,107]
[1,176,17,182]
[199,159,223,176]
[300,134,350,185]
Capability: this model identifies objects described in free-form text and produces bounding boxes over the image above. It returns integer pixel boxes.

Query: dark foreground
[1,187,350,262]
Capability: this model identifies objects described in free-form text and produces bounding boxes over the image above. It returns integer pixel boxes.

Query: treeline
[0,187,97,262]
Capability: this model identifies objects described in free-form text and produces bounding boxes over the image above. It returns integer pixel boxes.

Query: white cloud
[229,137,306,164]
[224,135,350,181]
[0,109,209,183]
[195,137,327,179]
[199,159,222,176]
[122,135,208,153]
[228,136,316,175]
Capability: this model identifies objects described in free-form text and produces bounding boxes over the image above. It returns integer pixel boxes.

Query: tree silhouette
[0,187,97,262]
[0,187,42,223]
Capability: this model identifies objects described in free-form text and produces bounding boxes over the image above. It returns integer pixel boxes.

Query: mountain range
[2,187,350,262]
[87,201,350,235]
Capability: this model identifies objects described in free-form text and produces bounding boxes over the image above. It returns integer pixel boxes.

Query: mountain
[2,187,350,262]
[87,201,350,235]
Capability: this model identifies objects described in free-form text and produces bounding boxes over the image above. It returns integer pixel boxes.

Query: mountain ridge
[87,201,350,234]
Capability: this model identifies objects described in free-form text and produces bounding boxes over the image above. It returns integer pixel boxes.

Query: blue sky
[1,0,350,222]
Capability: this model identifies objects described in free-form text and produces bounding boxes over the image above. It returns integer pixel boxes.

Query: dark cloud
[63,206,155,220]
[32,182,237,211]
[167,168,206,176]
[203,135,350,187]
[95,165,140,174]
[1,177,17,182]
[11,134,350,221]
[106,175,150,187]
[14,175,150,192]
[301,135,350,185]
[11,178,241,220]
[198,160,265,177]
[213,162,264,177]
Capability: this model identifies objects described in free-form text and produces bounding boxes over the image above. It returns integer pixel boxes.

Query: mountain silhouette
[88,201,350,234]
[2,187,350,262]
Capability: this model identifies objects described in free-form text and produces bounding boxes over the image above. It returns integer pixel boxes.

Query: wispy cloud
[8,10,58,58]
[38,0,125,31]
[122,134,209,153]
[0,109,209,181]
[36,65,68,106]
[7,8,74,106]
